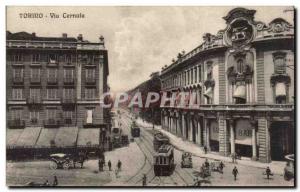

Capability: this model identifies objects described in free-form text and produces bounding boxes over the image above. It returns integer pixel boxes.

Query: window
[191,69,193,84]
[47,88,58,99]
[274,55,286,74]
[198,66,202,82]
[12,89,23,100]
[63,88,74,98]
[206,62,213,80]
[30,88,40,99]
[12,53,23,62]
[85,88,96,99]
[87,55,95,64]
[86,109,93,124]
[195,67,197,83]
[65,54,72,64]
[187,70,190,84]
[237,59,244,74]
[32,54,40,62]
[47,68,57,79]
[85,68,95,79]
[13,68,23,79]
[235,98,246,104]
[46,109,57,119]
[11,109,23,120]
[64,110,73,124]
[31,68,40,79]
[29,110,39,124]
[49,54,58,63]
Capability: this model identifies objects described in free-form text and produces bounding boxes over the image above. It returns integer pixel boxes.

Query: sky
[6,6,294,92]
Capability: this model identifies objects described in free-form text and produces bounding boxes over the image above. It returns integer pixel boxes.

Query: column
[177,115,181,137]
[206,121,210,150]
[229,120,235,155]
[189,116,193,142]
[182,114,186,139]
[198,119,202,146]
[251,120,257,160]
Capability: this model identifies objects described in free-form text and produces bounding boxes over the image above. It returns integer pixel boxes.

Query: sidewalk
[134,116,286,175]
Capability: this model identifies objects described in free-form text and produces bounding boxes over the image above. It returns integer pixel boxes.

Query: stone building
[6,32,110,159]
[160,8,294,163]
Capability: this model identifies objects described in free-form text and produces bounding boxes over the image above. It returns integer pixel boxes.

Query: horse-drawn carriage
[181,152,193,168]
[49,152,86,170]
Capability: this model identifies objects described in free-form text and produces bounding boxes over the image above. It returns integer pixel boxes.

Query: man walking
[232,166,238,181]
[117,160,122,171]
[265,166,272,180]
[108,160,112,171]
[52,175,58,186]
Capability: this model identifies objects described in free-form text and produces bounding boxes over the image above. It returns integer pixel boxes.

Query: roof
[54,127,79,147]
[7,31,78,42]
[15,127,42,147]
[77,128,100,147]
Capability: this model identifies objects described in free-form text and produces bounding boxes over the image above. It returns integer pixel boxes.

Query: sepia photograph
[5,5,295,187]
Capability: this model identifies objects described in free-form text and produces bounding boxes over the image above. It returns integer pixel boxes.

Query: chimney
[62,33,67,38]
[77,34,83,41]
[32,32,36,37]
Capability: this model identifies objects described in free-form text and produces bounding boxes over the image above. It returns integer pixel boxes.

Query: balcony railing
[47,77,58,84]
[61,97,76,104]
[12,76,24,84]
[43,119,60,128]
[27,97,42,105]
[64,77,75,85]
[85,77,96,85]
[8,119,25,129]
[163,104,294,112]
[30,77,41,84]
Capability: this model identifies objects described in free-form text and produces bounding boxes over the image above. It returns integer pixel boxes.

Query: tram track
[120,114,192,186]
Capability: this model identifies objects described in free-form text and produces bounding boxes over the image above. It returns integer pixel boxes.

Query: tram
[153,132,169,151]
[153,144,174,176]
[130,121,140,137]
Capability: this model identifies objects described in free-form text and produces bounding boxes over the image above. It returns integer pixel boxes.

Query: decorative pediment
[268,18,293,33]
[223,7,256,24]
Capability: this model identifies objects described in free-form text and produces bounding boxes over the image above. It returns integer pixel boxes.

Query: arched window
[237,59,244,74]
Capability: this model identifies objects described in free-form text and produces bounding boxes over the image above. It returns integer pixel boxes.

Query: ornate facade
[6,32,110,159]
[160,8,294,163]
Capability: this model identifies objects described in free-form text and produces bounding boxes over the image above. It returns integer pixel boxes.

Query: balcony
[61,97,76,105]
[47,77,58,85]
[43,119,60,128]
[64,77,75,85]
[85,77,96,85]
[12,76,24,84]
[30,77,41,84]
[27,97,42,105]
[8,119,25,129]
[47,59,58,67]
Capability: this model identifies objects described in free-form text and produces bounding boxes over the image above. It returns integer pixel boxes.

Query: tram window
[160,157,163,165]
[163,157,167,165]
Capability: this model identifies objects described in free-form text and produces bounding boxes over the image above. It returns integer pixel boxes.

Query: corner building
[160,8,294,163]
[6,32,110,158]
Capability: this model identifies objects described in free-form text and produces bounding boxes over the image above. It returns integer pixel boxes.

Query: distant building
[160,8,294,163]
[6,32,110,159]
[127,72,161,125]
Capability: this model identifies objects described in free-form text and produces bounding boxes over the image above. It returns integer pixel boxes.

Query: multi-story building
[6,31,110,159]
[160,8,294,163]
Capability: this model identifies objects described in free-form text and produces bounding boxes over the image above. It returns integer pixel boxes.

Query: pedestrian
[117,160,122,171]
[219,161,224,174]
[53,175,58,186]
[142,174,147,186]
[232,166,238,181]
[108,160,112,171]
[98,159,103,172]
[204,145,208,154]
[265,166,272,179]
[204,158,210,168]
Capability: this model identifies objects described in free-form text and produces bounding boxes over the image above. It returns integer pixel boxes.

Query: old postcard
[6,6,295,187]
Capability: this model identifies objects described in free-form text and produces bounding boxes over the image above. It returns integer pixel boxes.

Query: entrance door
[270,122,293,161]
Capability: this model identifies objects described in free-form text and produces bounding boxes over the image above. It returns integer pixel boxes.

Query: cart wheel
[50,161,58,170]
[63,162,70,170]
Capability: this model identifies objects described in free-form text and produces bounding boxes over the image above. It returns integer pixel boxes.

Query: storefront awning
[204,87,213,98]
[15,127,42,147]
[275,82,286,97]
[233,85,246,99]
[54,127,78,147]
[77,128,100,147]
[7,129,23,147]
[35,128,58,148]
